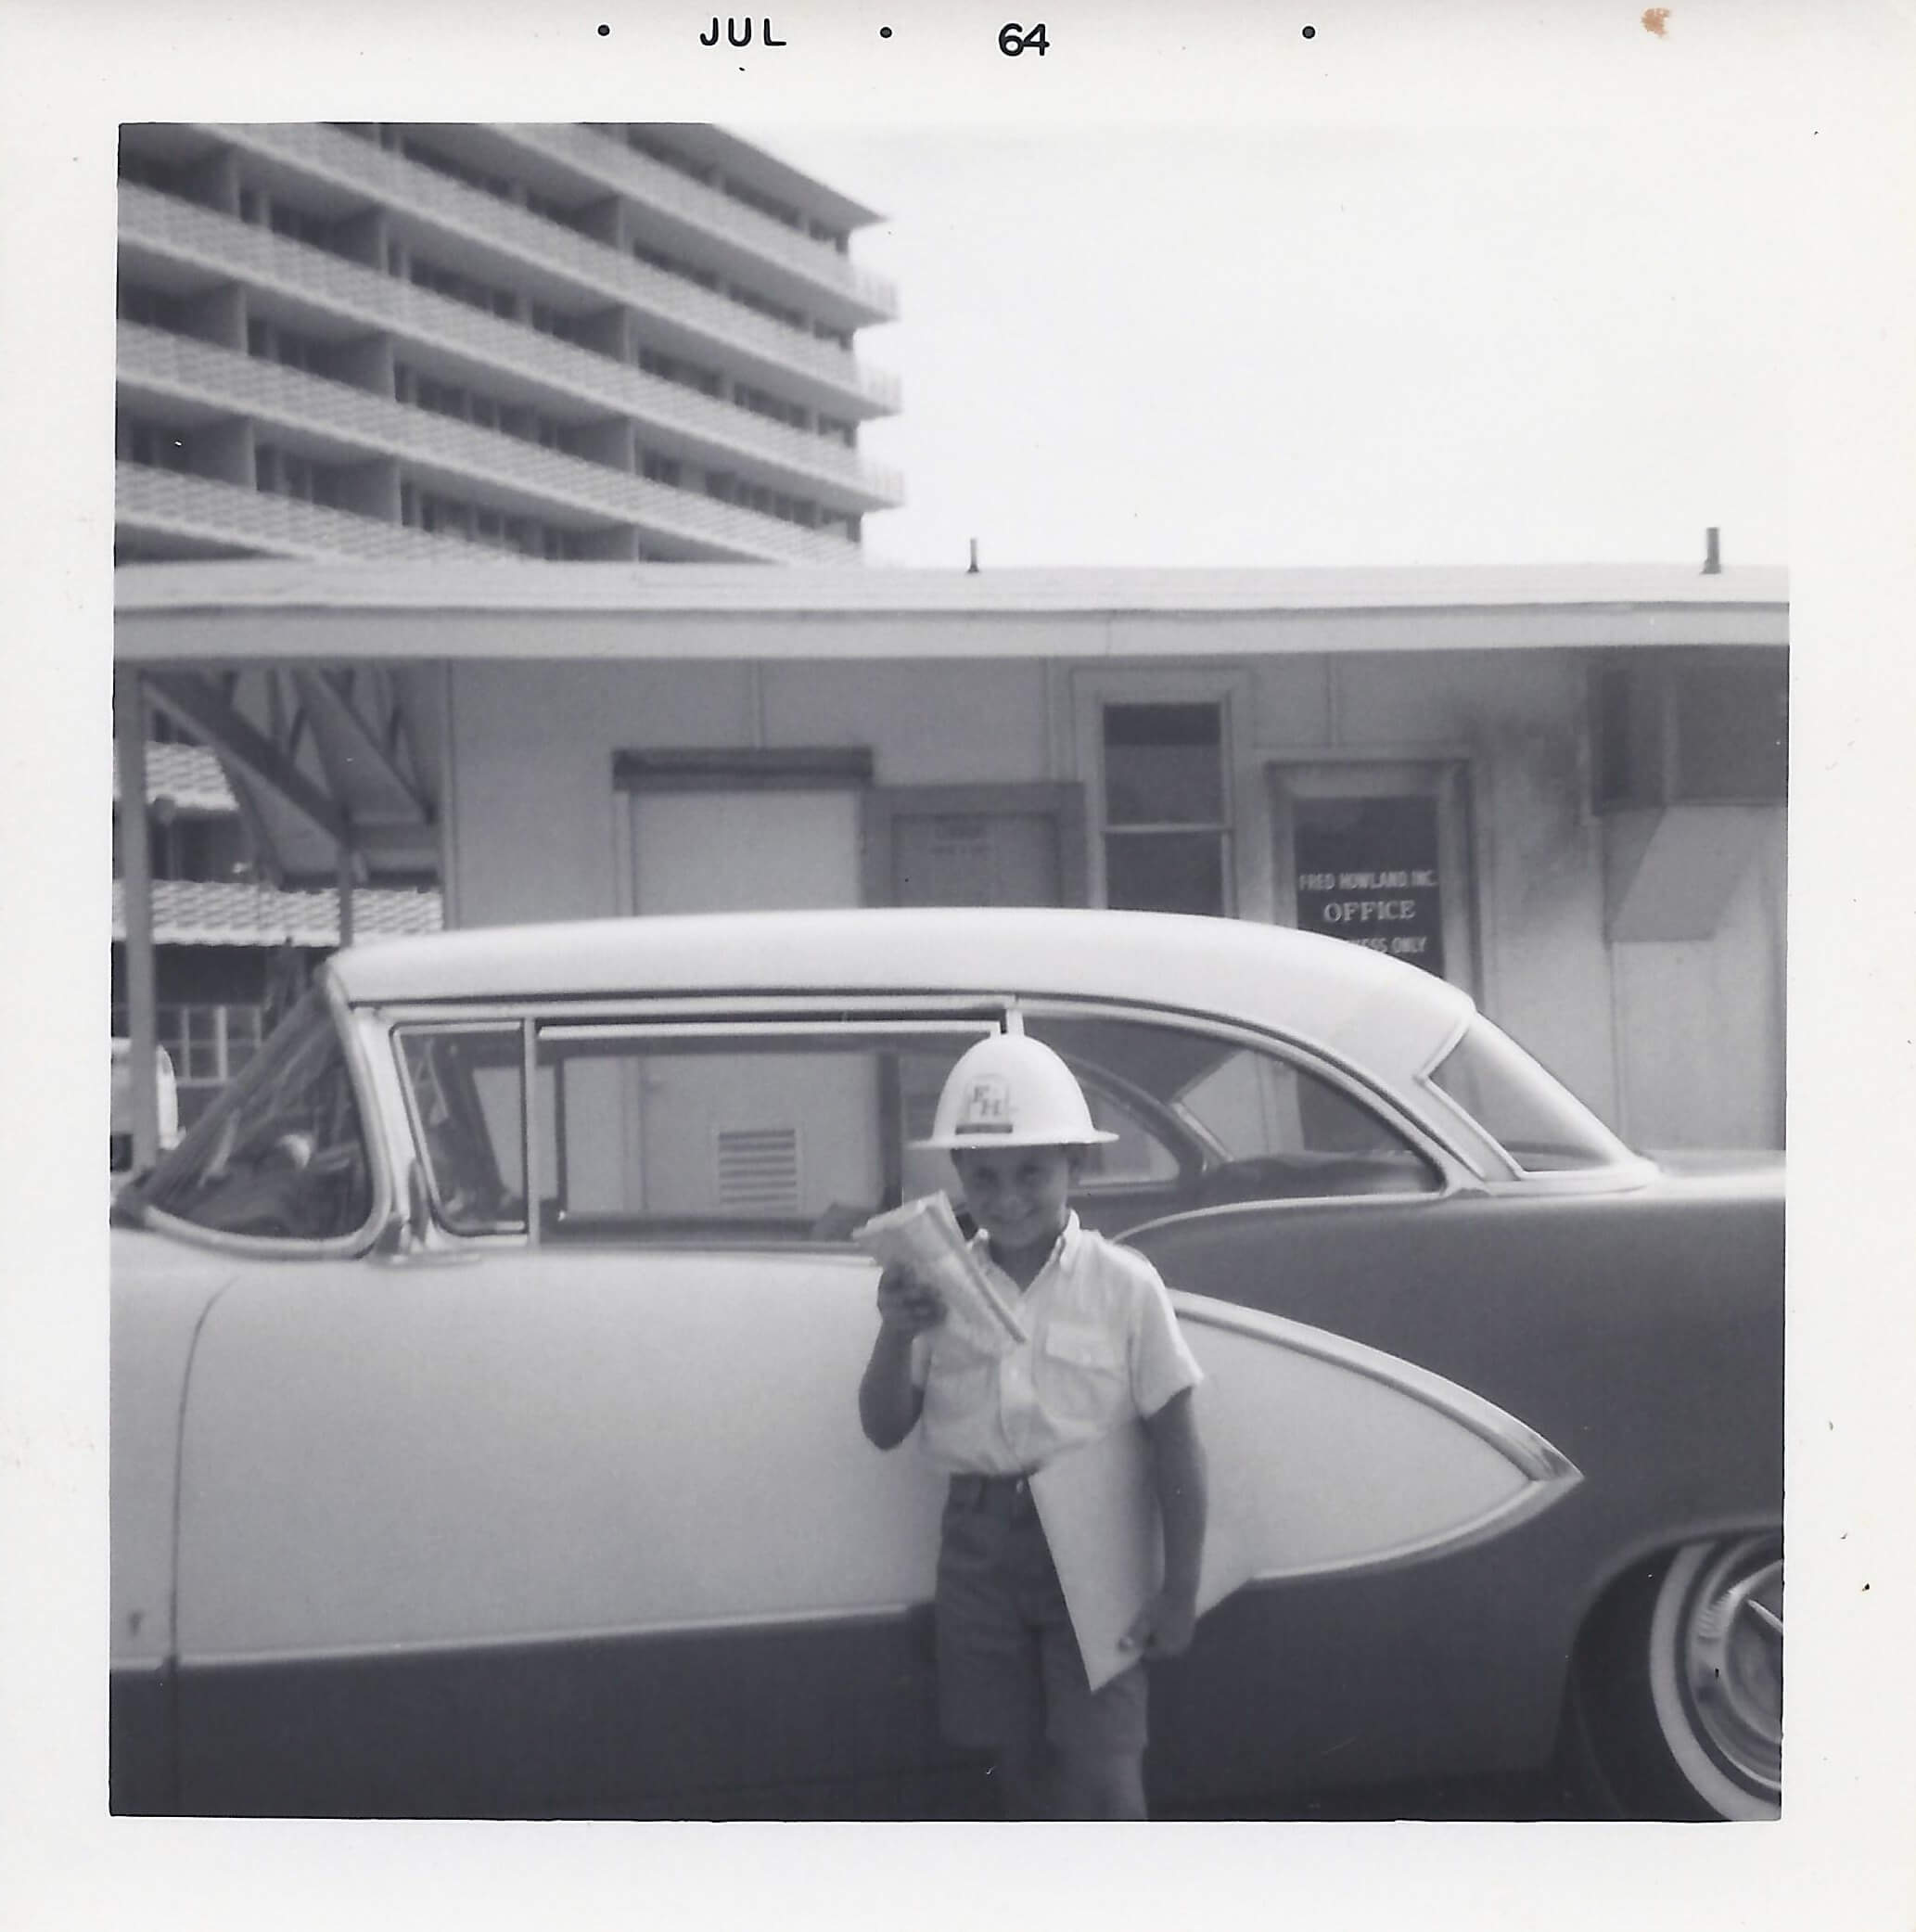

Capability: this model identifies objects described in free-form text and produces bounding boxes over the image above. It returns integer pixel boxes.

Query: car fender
[109,1229,236,1811]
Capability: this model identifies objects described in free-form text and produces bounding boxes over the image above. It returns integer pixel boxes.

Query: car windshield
[133,992,374,1242]
[1426,1015,1633,1173]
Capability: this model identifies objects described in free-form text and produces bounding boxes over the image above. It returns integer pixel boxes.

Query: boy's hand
[875,1262,946,1337]
[1118,1588,1197,1660]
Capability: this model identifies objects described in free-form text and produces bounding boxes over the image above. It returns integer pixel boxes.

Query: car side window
[1023,1011,1440,1207]
[395,1026,528,1235]
[531,1023,993,1244]
[1074,1083,1182,1191]
[139,992,374,1243]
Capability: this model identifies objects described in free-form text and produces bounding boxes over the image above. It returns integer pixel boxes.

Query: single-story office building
[113,559,1787,1156]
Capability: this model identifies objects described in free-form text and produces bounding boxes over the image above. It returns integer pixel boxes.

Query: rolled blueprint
[853,1194,1028,1358]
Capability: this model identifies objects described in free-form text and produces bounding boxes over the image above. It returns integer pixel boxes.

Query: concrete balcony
[492,123,898,325]
[117,463,483,562]
[119,324,864,565]
[205,123,901,417]
[120,186,902,512]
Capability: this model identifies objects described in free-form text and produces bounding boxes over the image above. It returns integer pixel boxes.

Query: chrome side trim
[1119,1188,1463,1243]
[1231,1480,1579,1589]
[182,1600,930,1672]
[1174,1293,1579,1487]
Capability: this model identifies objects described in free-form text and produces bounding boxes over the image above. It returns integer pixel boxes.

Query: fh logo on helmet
[957,1076,1015,1134]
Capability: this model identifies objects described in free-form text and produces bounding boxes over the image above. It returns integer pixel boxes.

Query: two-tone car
[110,907,1782,1820]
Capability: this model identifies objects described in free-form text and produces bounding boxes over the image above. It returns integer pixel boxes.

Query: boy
[858,1033,1207,1821]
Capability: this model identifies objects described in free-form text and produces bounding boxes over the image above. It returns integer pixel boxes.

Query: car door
[166,1005,1004,1819]
[169,1243,969,1818]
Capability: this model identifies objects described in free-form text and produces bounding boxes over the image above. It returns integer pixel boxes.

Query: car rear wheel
[1570,1535,1782,1820]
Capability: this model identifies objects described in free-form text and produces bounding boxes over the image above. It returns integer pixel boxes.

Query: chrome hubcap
[1679,1536,1783,1798]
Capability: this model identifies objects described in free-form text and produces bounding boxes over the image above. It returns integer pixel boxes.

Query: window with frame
[256,444,344,508]
[112,1001,266,1129]
[1100,702,1231,916]
[1427,1015,1631,1174]
[531,1023,995,1245]
[395,1025,528,1235]
[1021,1009,1441,1216]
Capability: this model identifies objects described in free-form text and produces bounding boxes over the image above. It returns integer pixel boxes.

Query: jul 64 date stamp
[696,17,1049,54]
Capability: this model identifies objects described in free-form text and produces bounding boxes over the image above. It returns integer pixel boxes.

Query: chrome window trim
[1008,992,1482,1195]
[364,992,1022,1027]
[1411,1012,1521,1181]
[390,1019,530,1239]
[524,1008,1005,1250]
[360,998,1016,1251]
[521,1016,541,1249]
[1414,1011,1645,1186]
[539,1018,1002,1044]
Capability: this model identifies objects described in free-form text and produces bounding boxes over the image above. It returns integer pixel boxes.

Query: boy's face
[950,1144,1079,1259]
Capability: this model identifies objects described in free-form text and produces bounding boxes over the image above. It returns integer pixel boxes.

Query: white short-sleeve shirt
[909,1211,1204,1475]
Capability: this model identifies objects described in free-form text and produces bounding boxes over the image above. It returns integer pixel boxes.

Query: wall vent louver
[715,1126,801,1213]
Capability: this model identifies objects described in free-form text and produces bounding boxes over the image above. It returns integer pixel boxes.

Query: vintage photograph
[107,113,1784,1824]
[6,0,1912,1924]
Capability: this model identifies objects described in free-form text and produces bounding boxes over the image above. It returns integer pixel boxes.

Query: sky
[756,122,1794,571]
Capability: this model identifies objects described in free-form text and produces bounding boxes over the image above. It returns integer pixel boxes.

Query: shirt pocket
[1037,1318,1130,1429]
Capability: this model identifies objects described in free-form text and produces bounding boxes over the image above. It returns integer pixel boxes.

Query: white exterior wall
[761,660,1054,786]
[1610,811,1786,1149]
[444,647,1781,1146]
[449,659,1054,927]
[453,660,755,925]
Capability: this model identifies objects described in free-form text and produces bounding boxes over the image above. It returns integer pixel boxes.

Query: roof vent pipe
[1703,527,1722,575]
[966,538,980,575]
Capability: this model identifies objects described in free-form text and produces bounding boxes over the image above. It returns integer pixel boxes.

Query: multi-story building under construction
[114,122,901,566]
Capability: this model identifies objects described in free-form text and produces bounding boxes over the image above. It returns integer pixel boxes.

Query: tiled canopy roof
[110,742,236,812]
[111,878,443,947]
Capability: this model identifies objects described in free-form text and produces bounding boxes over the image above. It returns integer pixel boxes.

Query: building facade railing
[205,123,901,415]
[117,463,491,562]
[497,123,899,321]
[119,186,902,510]
[119,323,862,564]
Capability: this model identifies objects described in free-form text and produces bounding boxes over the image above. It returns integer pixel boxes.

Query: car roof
[327,907,1475,1082]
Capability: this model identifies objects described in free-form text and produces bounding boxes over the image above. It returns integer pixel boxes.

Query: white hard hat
[917,1034,1118,1150]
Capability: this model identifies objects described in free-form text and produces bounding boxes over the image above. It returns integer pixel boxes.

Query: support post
[114,670,160,1174]
[338,839,356,949]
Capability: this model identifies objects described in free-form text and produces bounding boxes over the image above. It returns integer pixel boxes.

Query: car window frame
[1413,1013,1656,1196]
[364,996,1017,1251]
[123,978,394,1260]
[530,1011,1009,1250]
[1010,994,1475,1210]
[390,1018,531,1239]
